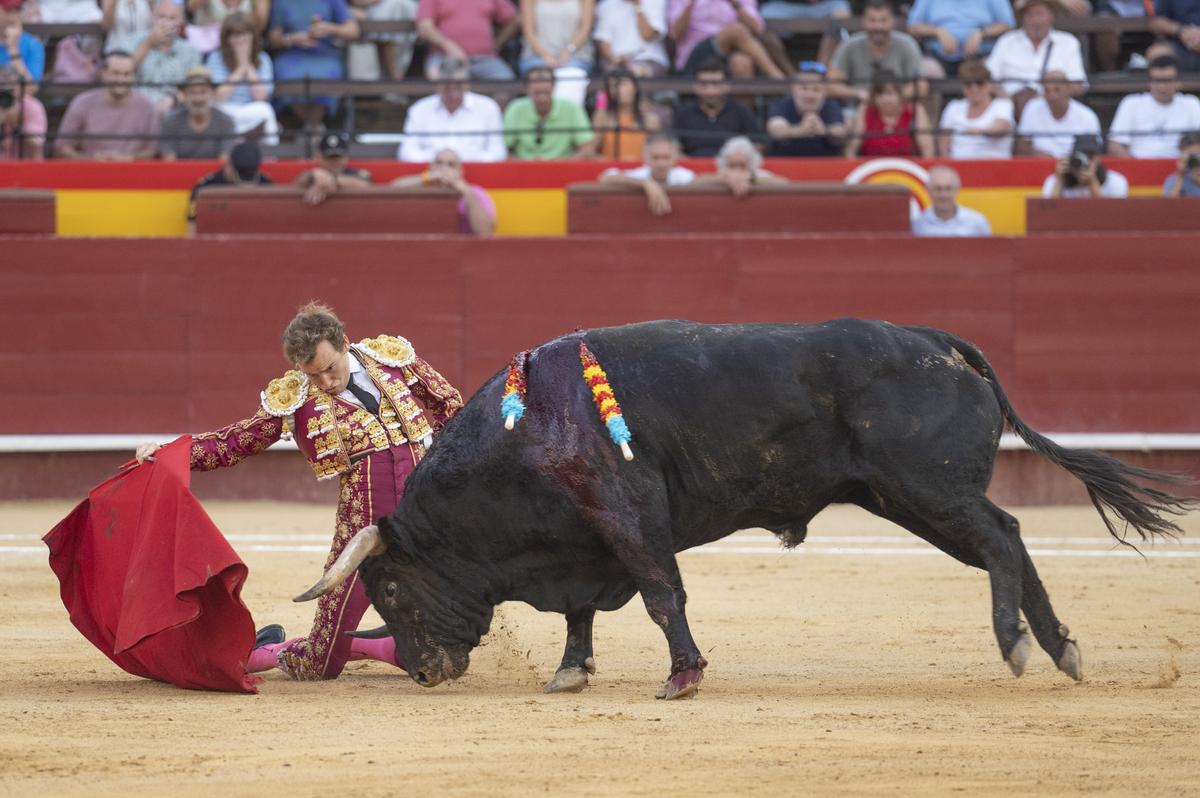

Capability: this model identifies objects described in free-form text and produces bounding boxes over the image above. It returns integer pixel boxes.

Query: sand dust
[1,501,1198,796]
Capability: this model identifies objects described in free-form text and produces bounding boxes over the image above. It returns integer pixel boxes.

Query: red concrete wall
[4,233,1199,438]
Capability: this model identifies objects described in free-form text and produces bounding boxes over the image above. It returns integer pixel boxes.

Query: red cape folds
[43,436,261,693]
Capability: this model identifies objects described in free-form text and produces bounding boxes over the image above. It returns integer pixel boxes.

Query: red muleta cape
[43,435,260,693]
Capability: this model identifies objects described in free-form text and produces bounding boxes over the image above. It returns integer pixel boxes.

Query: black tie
[345,377,381,417]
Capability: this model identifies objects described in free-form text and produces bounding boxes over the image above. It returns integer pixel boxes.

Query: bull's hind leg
[1018,547,1083,681]
[544,609,597,694]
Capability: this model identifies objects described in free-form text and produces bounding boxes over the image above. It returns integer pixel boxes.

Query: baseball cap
[319,131,350,156]
[229,141,262,181]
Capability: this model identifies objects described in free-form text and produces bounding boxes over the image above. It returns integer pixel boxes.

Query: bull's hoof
[543,667,590,694]
[1057,640,1083,682]
[1005,626,1033,678]
[655,668,704,700]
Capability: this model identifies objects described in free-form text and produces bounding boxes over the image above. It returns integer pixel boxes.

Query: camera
[1187,153,1200,171]
[0,88,14,111]
[1067,151,1090,173]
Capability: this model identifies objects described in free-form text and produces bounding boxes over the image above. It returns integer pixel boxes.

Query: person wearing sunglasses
[503,65,597,159]
[936,59,1013,159]
[766,61,846,157]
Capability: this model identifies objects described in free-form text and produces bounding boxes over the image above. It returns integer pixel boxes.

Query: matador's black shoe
[254,624,286,650]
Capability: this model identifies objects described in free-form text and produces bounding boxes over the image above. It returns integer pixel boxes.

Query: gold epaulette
[260,369,310,417]
[353,335,417,368]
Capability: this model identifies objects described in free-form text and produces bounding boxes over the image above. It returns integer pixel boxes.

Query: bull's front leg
[543,608,597,694]
[638,572,707,700]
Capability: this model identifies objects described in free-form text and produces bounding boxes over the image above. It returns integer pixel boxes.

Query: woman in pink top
[667,0,783,78]
[0,83,47,160]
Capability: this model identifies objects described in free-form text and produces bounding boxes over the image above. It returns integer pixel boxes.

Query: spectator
[30,1,102,85]
[594,0,669,77]
[906,0,1014,77]
[1148,0,1200,73]
[1,0,45,84]
[592,67,663,160]
[519,0,595,75]
[107,0,200,113]
[56,50,160,159]
[205,12,278,143]
[503,65,596,159]
[416,0,520,82]
[23,0,104,24]
[101,0,154,53]
[1014,69,1100,157]
[692,134,787,196]
[766,61,845,157]
[937,60,1013,159]
[294,131,373,205]
[667,0,784,79]
[0,70,46,159]
[399,56,506,163]
[267,0,360,130]
[185,0,269,55]
[390,147,497,236]
[912,164,992,236]
[761,1,849,66]
[986,0,1086,116]
[160,64,235,159]
[347,0,417,86]
[844,69,934,158]
[599,132,695,215]
[1093,0,1149,73]
[1108,56,1200,159]
[827,0,925,105]
[187,139,271,229]
[1042,135,1129,198]
[1164,130,1200,196]
[671,57,761,157]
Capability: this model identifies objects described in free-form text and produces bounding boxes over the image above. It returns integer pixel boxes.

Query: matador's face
[300,336,351,395]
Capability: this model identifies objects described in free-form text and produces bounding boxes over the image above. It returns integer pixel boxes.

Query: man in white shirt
[912,165,993,237]
[398,57,506,163]
[600,133,696,215]
[1107,56,1200,159]
[594,0,669,77]
[986,0,1086,111]
[1042,137,1129,197]
[1015,69,1101,158]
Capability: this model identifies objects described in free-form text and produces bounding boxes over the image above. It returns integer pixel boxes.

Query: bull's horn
[293,524,386,602]
[345,625,391,639]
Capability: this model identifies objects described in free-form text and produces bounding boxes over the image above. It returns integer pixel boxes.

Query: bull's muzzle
[294,525,386,602]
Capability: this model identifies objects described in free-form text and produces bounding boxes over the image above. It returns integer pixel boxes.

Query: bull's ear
[377,514,415,565]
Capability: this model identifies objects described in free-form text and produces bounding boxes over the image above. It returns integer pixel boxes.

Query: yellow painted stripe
[58,190,189,238]
[491,189,565,237]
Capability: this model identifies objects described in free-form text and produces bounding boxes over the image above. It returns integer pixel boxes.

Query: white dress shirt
[337,353,382,409]
[986,29,1087,96]
[398,91,507,163]
[1108,92,1200,159]
[912,205,992,237]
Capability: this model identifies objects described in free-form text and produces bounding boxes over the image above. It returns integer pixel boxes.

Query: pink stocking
[246,641,286,674]
[349,637,405,671]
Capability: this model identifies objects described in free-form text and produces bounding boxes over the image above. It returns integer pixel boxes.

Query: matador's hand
[135,442,161,464]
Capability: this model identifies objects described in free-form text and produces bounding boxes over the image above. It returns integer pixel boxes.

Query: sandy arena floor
[1,500,1197,797]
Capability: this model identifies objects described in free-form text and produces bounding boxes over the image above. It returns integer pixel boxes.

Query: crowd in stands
[2,0,1200,210]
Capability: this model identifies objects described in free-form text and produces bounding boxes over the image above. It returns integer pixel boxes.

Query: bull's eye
[384,582,398,600]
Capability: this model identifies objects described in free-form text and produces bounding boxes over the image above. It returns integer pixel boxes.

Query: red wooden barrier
[567,183,912,234]
[193,186,462,234]
[1026,197,1200,233]
[0,189,55,234]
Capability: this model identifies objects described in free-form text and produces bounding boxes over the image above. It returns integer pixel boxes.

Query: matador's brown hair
[282,302,346,365]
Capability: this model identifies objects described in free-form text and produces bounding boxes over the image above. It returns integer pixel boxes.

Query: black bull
[297,319,1194,699]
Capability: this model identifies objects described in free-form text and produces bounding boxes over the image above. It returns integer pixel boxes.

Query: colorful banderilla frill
[501,350,529,430]
[579,340,634,461]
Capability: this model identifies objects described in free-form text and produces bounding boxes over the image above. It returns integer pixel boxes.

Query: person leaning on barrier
[186,139,271,232]
[294,131,373,205]
[1042,135,1129,198]
[1107,55,1200,159]
[599,132,696,215]
[1164,130,1200,197]
[692,134,787,197]
[390,147,497,236]
[912,164,992,236]
[766,61,846,158]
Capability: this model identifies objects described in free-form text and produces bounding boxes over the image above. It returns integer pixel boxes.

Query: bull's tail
[930,329,1197,544]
